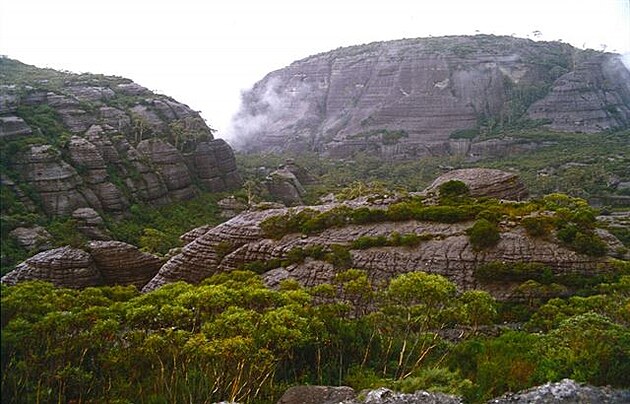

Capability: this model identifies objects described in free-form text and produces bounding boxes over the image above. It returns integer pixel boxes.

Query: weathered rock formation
[277,379,630,404]
[1,242,162,289]
[88,241,163,288]
[488,379,630,404]
[1,247,101,288]
[265,167,307,206]
[141,171,615,296]
[0,57,241,219]
[232,35,630,158]
[278,385,356,404]
[72,208,112,240]
[423,168,528,201]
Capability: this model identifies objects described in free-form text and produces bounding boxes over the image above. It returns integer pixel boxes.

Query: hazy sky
[1,0,629,138]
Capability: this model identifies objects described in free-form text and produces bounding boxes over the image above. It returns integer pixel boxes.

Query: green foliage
[139,227,176,255]
[325,244,353,269]
[392,367,472,396]
[475,262,554,283]
[449,129,479,140]
[535,313,630,386]
[467,219,500,250]
[450,331,542,402]
[352,232,432,250]
[348,129,409,145]
[47,217,88,248]
[3,272,629,403]
[106,193,222,254]
[439,180,470,198]
[522,215,556,237]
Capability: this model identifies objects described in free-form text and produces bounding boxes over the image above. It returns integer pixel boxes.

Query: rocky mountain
[0,57,241,219]
[232,35,630,158]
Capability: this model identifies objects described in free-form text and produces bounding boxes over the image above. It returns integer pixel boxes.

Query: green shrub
[474,262,553,282]
[325,245,353,269]
[438,180,470,199]
[467,219,501,250]
[522,215,556,237]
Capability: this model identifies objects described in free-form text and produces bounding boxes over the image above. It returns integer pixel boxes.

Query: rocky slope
[4,169,623,294]
[232,35,630,158]
[0,58,241,218]
[141,169,621,296]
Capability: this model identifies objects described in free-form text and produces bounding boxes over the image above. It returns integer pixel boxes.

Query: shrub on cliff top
[467,219,500,250]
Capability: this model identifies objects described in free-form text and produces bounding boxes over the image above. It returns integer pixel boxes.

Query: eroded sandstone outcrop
[1,241,162,289]
[232,35,630,158]
[88,241,162,288]
[142,188,615,297]
[1,247,101,288]
[0,57,242,219]
[423,168,528,201]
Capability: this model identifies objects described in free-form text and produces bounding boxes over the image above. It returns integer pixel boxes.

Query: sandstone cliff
[0,58,241,218]
[232,35,630,158]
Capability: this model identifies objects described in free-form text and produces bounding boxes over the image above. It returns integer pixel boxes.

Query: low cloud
[226,76,314,150]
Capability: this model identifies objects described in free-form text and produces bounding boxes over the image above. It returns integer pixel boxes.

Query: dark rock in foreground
[276,379,630,404]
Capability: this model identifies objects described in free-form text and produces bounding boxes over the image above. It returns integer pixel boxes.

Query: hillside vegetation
[2,269,628,403]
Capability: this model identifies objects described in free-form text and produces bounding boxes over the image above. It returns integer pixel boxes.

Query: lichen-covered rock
[88,241,162,288]
[232,35,630,158]
[423,168,528,201]
[1,247,101,288]
[488,379,630,403]
[353,387,462,404]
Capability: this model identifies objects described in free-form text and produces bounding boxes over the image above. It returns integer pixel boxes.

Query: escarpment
[232,35,630,158]
[0,58,241,218]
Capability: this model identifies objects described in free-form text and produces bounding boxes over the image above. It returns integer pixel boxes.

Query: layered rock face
[423,168,528,201]
[0,58,241,218]
[1,241,162,289]
[142,170,614,296]
[232,35,630,158]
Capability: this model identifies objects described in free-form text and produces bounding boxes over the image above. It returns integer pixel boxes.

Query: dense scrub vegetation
[2,270,628,403]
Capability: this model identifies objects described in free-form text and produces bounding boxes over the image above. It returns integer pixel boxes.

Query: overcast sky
[1,0,629,139]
